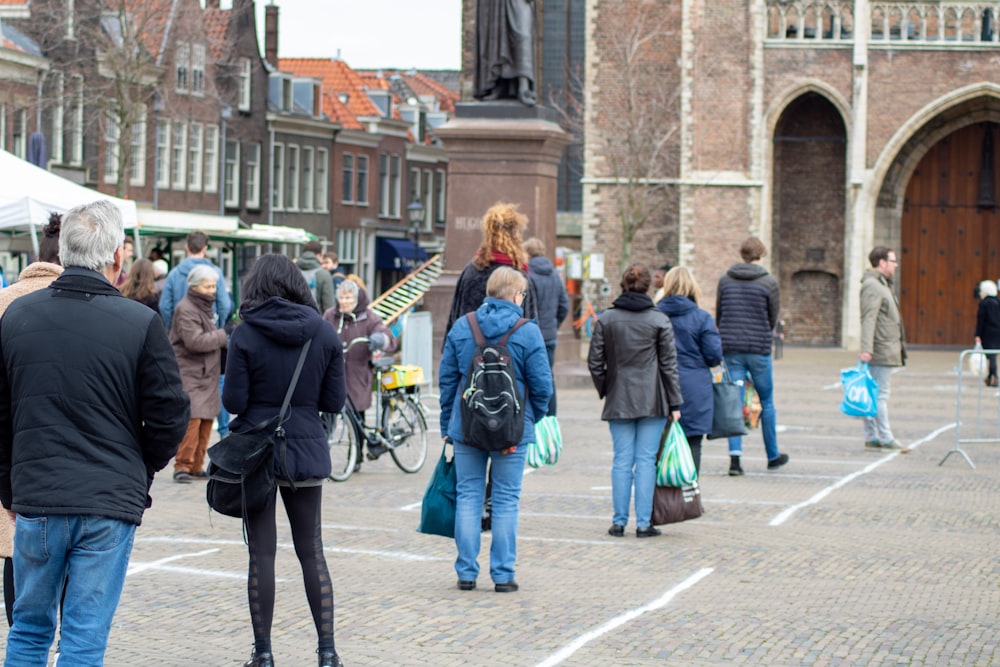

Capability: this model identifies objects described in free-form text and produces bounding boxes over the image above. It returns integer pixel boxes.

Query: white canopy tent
[0,149,137,254]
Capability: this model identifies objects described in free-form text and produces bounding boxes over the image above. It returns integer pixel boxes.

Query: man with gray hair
[0,200,190,664]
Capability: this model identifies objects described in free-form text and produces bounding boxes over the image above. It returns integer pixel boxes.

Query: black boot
[318,650,343,667]
[728,455,744,476]
[244,650,274,667]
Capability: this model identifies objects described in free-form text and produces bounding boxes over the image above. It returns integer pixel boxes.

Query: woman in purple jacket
[223,255,346,667]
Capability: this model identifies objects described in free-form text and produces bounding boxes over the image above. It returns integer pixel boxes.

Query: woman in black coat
[975,279,1000,387]
[223,255,346,667]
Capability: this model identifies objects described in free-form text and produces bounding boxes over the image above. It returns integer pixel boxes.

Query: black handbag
[706,363,748,440]
[206,340,311,518]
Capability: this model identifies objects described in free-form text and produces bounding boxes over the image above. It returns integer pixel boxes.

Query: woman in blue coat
[223,254,346,667]
[656,266,723,474]
[439,267,552,593]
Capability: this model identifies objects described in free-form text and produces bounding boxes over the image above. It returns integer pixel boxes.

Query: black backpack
[460,313,528,451]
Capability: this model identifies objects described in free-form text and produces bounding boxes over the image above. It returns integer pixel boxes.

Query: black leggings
[246,485,334,654]
[688,434,704,475]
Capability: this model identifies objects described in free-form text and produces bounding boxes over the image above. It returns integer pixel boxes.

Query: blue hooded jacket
[223,297,345,481]
[439,297,552,447]
[657,295,723,436]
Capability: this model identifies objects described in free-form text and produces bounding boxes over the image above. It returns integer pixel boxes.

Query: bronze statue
[474,0,537,107]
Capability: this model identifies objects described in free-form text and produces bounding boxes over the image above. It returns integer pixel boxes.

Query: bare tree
[588,0,680,273]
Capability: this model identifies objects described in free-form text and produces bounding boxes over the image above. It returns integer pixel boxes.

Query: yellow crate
[381,365,424,390]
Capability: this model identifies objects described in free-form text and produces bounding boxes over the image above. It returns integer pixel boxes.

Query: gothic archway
[771,92,847,345]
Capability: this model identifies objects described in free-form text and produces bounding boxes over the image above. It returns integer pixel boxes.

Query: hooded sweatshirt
[527,255,570,342]
[223,297,346,481]
[296,251,336,313]
[715,262,780,356]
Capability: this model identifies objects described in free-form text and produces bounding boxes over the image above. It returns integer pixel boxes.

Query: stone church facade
[582,0,1000,348]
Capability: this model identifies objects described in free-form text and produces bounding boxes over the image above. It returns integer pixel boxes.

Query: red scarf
[489,250,528,273]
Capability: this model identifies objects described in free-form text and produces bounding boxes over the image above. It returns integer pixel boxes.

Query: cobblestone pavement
[2,348,999,666]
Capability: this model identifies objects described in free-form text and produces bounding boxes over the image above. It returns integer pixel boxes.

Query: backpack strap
[465,313,529,346]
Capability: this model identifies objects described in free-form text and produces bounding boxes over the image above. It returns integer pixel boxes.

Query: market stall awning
[376,237,428,271]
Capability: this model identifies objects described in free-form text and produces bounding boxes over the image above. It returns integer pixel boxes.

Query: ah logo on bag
[460,313,528,451]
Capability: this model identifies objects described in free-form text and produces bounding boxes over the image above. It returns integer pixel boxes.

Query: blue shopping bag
[840,362,879,418]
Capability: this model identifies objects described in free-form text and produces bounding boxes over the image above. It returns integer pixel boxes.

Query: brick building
[582,0,1000,348]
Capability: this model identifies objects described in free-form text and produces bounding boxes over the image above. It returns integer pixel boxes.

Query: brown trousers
[174,418,214,474]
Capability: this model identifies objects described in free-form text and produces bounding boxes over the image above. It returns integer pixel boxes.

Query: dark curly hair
[39,212,61,265]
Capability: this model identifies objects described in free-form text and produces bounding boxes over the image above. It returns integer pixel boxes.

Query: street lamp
[407,196,425,273]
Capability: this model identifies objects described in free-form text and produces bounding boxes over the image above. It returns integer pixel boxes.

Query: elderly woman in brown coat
[170,263,228,482]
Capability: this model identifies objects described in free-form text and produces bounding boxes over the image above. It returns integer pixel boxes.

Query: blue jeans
[6,514,136,667]
[725,352,780,461]
[544,340,557,416]
[217,374,230,436]
[453,442,526,584]
[609,417,666,529]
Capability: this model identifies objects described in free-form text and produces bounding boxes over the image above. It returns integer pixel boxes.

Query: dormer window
[367,90,392,117]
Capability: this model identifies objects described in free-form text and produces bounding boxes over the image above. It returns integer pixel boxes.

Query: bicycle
[573,299,599,338]
[324,337,429,481]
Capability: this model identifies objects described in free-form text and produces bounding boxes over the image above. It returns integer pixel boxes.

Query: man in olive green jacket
[859,246,907,450]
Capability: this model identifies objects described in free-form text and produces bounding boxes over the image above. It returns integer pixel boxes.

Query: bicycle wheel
[324,411,358,482]
[382,396,428,473]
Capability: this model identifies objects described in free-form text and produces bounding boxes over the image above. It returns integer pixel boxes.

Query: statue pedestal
[424,104,569,354]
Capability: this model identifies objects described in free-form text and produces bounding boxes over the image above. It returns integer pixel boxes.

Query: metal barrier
[942,348,1000,469]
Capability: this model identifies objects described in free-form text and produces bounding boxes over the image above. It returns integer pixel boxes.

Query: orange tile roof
[322,91,362,130]
[203,8,230,62]
[119,0,176,62]
[407,72,460,112]
[0,0,28,5]
[280,58,382,120]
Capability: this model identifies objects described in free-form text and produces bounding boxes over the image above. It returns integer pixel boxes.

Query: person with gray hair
[0,199,190,664]
[169,262,229,483]
[975,279,1000,387]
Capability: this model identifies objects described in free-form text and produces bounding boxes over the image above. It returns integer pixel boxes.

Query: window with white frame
[342,153,354,203]
[51,72,64,164]
[336,228,358,264]
[191,44,206,94]
[378,153,389,216]
[176,43,189,93]
[356,154,369,205]
[316,148,328,212]
[302,146,314,211]
[103,115,118,183]
[68,75,83,166]
[187,123,203,190]
[155,120,170,189]
[423,169,433,228]
[286,145,299,210]
[389,154,401,217]
[129,108,146,186]
[223,140,240,208]
[245,143,261,209]
[435,168,446,223]
[171,121,187,189]
[408,167,420,210]
[238,58,252,111]
[272,143,284,211]
[203,125,219,193]
[12,110,26,160]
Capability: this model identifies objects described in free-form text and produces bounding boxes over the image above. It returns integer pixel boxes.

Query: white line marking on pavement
[823,381,842,390]
[320,523,400,532]
[139,536,448,562]
[519,535,623,546]
[127,548,218,576]
[148,564,284,581]
[768,422,956,527]
[535,568,714,667]
[399,501,423,511]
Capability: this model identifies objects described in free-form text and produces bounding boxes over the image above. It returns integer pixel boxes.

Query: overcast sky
[240,0,463,70]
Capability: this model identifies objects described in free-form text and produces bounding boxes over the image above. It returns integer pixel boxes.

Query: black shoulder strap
[277,339,312,426]
[466,313,528,347]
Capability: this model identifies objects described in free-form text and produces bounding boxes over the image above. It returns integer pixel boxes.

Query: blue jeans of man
[863,364,895,444]
[609,417,666,529]
[453,442,526,584]
[725,352,780,462]
[5,514,136,667]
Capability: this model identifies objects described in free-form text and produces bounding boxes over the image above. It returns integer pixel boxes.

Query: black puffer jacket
[527,255,569,342]
[587,291,683,420]
[224,297,345,482]
[715,262,780,356]
[0,268,190,525]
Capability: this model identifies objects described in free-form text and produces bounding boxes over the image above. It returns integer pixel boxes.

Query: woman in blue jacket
[439,267,552,593]
[656,267,723,474]
[223,254,346,667]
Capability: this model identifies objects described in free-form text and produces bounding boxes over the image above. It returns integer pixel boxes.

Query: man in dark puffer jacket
[0,200,190,665]
[715,237,788,476]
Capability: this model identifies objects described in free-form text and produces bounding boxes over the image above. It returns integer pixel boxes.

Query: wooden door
[900,123,1000,345]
